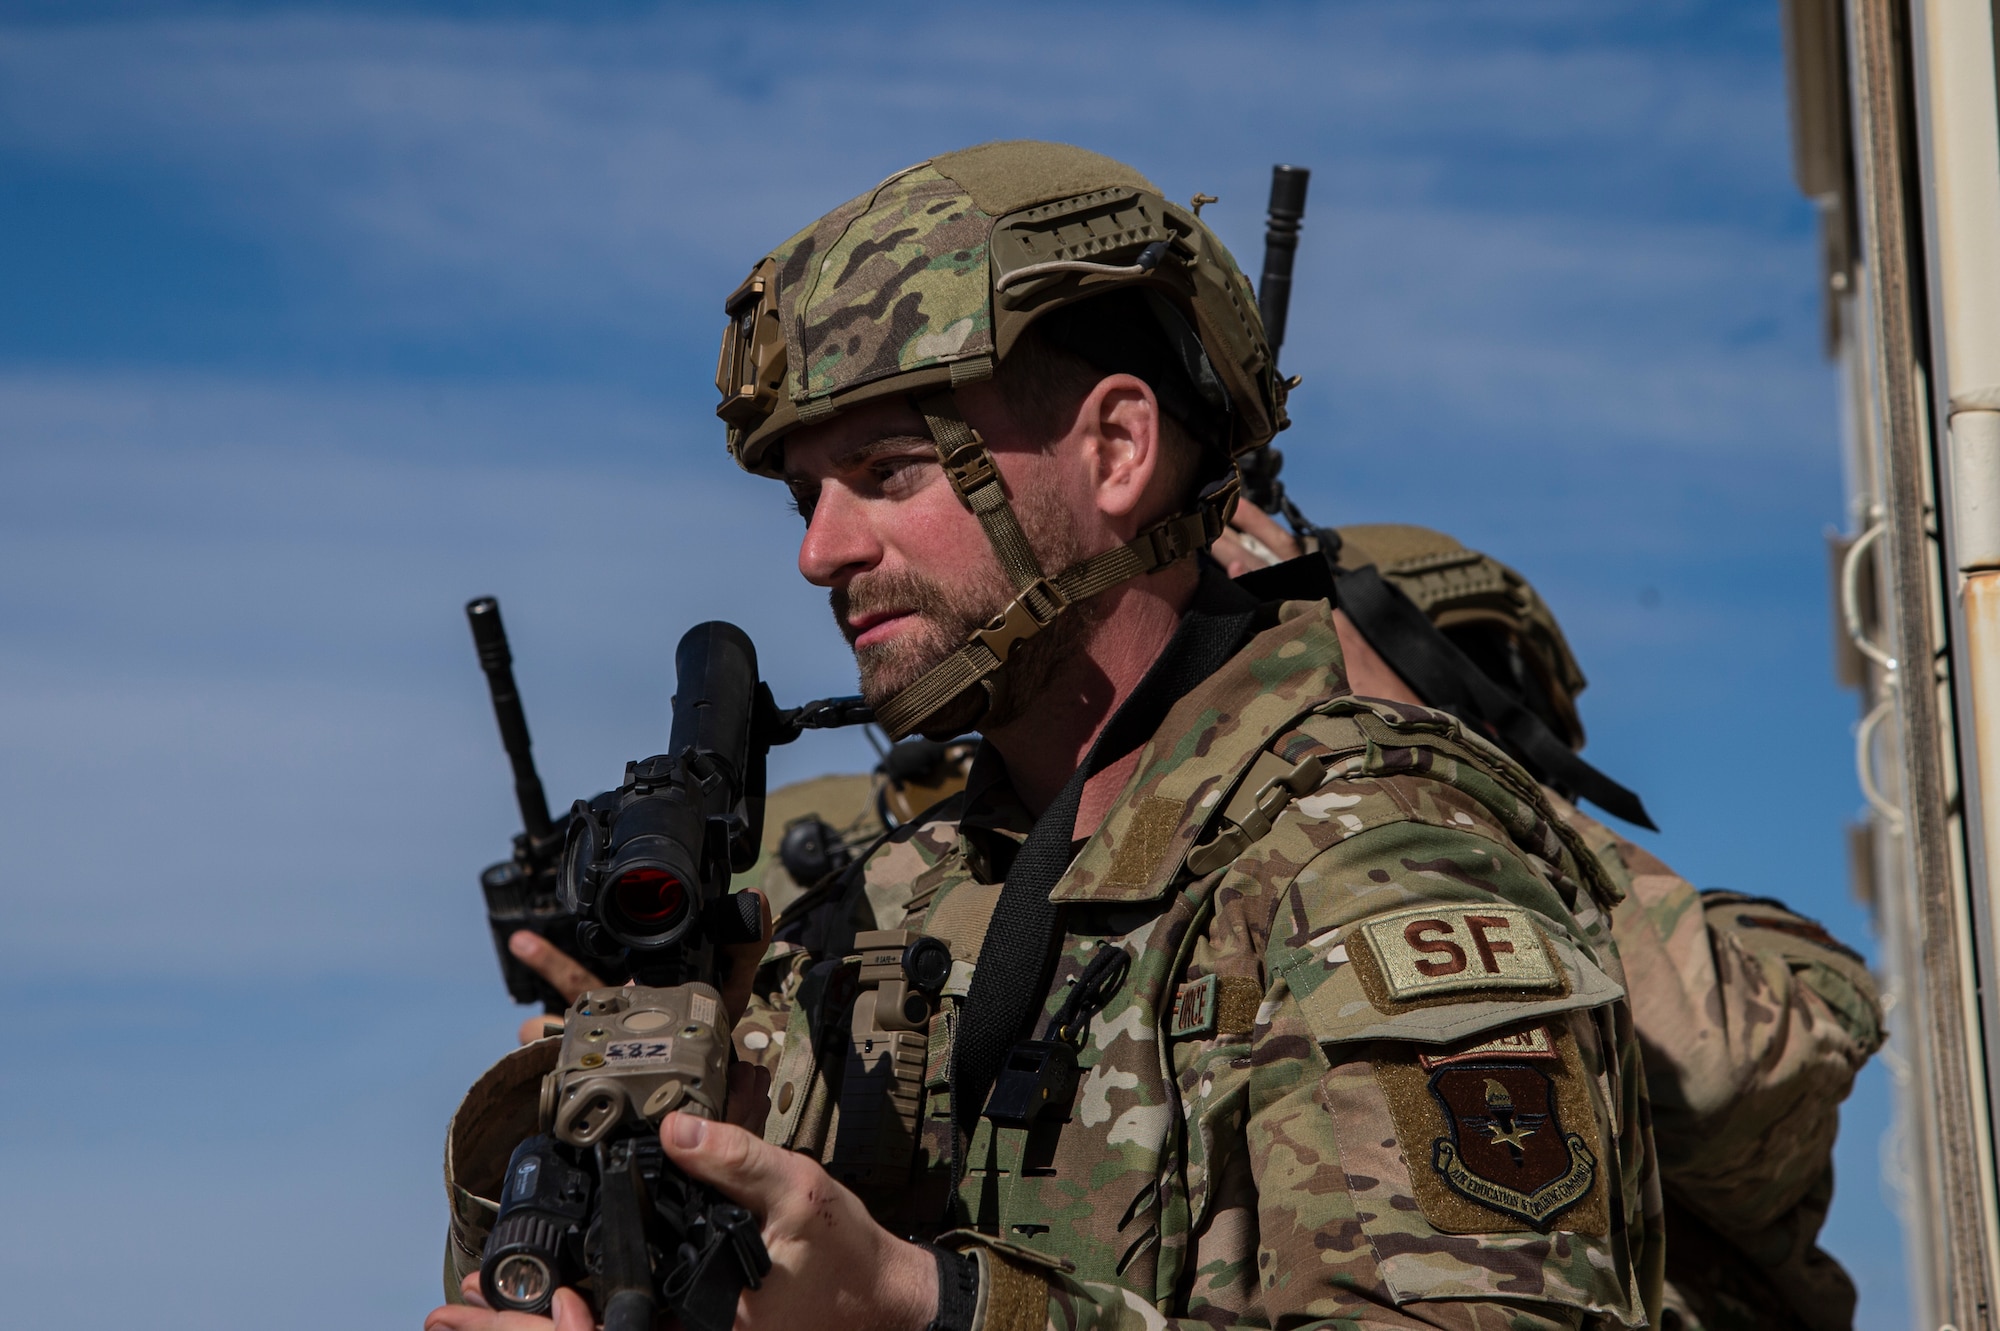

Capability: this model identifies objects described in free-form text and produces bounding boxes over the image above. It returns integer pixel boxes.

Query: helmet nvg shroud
[715,140,1289,740]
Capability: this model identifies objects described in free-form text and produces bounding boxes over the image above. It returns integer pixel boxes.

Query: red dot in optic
[611,868,686,924]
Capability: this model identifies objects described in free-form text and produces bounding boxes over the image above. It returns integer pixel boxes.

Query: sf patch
[1371,1022,1608,1236]
[1352,904,1566,1008]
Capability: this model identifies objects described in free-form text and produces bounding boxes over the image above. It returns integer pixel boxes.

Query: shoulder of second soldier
[1540,787,1707,951]
[852,783,968,887]
[1543,789,1675,887]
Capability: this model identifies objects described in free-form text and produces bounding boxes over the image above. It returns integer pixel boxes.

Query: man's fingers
[422,1276,586,1331]
[424,1304,556,1331]
[725,1061,773,1135]
[1211,532,1264,580]
[508,930,604,1003]
[1216,506,1305,579]
[660,1112,804,1217]
[549,1289,593,1331]
[518,1014,564,1047]
[1230,502,1302,562]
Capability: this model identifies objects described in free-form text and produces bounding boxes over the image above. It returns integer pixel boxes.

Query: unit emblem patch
[1427,1064,1595,1230]
[1364,1021,1609,1236]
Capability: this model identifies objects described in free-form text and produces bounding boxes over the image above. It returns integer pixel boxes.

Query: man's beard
[832,500,1095,735]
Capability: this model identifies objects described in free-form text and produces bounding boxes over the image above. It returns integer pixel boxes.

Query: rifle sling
[946,564,1258,1219]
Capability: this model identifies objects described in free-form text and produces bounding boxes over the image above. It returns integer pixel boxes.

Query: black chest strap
[945,564,1256,1219]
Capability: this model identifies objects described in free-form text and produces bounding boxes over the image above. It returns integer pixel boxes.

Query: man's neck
[982,558,1200,837]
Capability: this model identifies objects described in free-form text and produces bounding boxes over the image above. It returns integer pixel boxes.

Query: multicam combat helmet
[715,140,1288,739]
[1334,523,1591,750]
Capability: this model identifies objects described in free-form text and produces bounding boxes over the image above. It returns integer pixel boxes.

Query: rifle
[479,621,867,1330]
[1240,163,1313,531]
[467,596,630,1010]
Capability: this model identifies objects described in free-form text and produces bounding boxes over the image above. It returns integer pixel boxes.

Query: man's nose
[797,483,881,588]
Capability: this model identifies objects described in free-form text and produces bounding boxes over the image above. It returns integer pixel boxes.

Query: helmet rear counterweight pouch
[715,141,1290,740]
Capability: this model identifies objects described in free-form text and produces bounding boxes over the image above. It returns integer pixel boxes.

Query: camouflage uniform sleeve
[1588,815,1882,1237]
[951,812,1652,1331]
[1554,794,1880,1328]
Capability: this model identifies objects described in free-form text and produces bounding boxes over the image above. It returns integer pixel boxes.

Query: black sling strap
[946,564,1258,1216]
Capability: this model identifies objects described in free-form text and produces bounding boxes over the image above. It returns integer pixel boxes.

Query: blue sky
[0,2,1904,1326]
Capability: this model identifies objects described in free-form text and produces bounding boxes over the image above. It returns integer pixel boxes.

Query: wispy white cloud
[0,2,1819,463]
[0,371,875,978]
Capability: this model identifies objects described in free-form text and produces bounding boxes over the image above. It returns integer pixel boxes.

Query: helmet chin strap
[870,389,1239,741]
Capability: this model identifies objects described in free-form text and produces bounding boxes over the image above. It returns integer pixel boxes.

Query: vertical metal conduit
[1849,0,1997,1323]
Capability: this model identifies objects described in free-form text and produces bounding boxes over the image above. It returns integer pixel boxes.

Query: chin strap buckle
[975,578,1070,664]
[940,442,998,503]
[1143,513,1206,568]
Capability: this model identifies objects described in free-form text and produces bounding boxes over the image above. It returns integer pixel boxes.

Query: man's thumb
[660,1113,789,1210]
[551,1288,594,1331]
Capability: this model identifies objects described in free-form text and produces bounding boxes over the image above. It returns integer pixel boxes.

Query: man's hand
[424,1276,591,1331]
[509,931,606,1045]
[662,1112,938,1331]
[1213,502,1302,578]
[418,1109,938,1331]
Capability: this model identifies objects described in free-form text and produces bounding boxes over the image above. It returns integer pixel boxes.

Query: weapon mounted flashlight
[480,1135,593,1315]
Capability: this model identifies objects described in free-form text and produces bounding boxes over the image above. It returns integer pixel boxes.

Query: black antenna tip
[1267,165,1311,219]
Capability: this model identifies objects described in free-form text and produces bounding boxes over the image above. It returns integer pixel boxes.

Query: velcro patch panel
[1168,973,1264,1040]
[1275,902,1624,1050]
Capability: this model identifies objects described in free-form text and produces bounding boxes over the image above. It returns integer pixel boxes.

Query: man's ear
[1082,373,1164,530]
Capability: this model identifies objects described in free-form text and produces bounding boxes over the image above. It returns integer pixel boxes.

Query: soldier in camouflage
[431,141,1662,1331]
[731,520,1883,1331]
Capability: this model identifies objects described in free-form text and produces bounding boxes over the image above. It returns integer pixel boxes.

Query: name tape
[1359,904,1559,1002]
[1419,1024,1557,1069]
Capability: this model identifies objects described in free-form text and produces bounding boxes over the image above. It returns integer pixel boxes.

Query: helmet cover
[1335,523,1590,747]
[716,140,1287,473]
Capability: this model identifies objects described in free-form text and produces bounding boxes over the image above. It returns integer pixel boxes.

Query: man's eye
[787,488,817,521]
[875,455,934,493]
